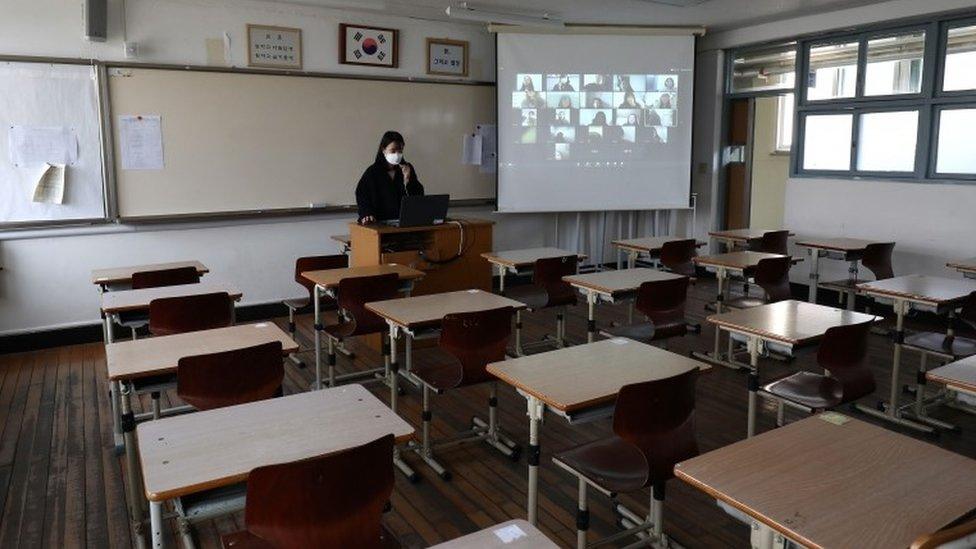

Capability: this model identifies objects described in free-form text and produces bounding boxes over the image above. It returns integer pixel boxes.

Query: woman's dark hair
[593,111,608,125]
[374,130,405,165]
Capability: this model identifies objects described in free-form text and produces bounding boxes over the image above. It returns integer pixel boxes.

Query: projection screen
[496,32,695,213]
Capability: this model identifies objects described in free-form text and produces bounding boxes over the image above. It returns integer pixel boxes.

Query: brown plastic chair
[220,434,400,549]
[131,266,202,289]
[116,266,203,340]
[177,341,284,411]
[148,292,234,337]
[601,277,690,346]
[760,320,875,423]
[553,369,699,548]
[410,306,519,480]
[319,273,401,388]
[749,230,790,255]
[659,239,698,278]
[282,255,348,368]
[726,256,793,309]
[910,517,976,549]
[820,242,895,308]
[505,255,578,350]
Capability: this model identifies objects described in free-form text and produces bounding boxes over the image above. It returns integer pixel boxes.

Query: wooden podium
[348,218,493,296]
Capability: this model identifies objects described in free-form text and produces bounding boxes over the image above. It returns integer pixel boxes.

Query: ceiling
[265,0,897,31]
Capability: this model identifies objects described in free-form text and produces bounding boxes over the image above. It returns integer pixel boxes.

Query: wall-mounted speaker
[85,0,108,42]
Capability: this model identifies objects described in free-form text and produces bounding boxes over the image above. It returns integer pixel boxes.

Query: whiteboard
[0,62,106,225]
[108,68,496,219]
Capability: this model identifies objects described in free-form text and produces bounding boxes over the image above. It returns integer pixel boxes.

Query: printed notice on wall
[119,115,164,170]
[32,163,66,204]
[8,125,79,167]
[477,123,497,174]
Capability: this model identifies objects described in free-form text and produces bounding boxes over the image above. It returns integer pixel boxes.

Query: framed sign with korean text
[427,38,468,77]
[247,24,302,69]
[339,24,398,68]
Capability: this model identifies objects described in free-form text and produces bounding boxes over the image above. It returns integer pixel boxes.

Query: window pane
[944,25,976,91]
[775,93,794,151]
[936,108,976,174]
[802,114,853,170]
[807,42,858,101]
[856,111,918,172]
[731,44,797,93]
[864,32,924,96]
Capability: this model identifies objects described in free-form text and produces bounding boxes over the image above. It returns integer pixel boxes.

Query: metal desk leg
[807,250,820,303]
[855,299,933,433]
[515,310,525,356]
[586,291,596,343]
[751,522,787,549]
[149,499,163,549]
[497,263,507,294]
[746,336,762,438]
[111,378,124,454]
[692,268,735,368]
[121,384,147,545]
[627,251,637,269]
[313,285,323,390]
[388,324,399,413]
[526,396,544,526]
[902,312,958,431]
[846,261,858,310]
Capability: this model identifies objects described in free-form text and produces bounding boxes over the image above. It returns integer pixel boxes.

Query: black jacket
[355,162,424,221]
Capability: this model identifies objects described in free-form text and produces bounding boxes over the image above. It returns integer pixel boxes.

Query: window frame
[936,16,976,98]
[930,103,976,180]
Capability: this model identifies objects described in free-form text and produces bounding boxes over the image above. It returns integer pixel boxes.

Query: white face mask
[384,152,402,165]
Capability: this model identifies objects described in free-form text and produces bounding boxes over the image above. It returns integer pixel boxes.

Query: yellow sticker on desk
[818,412,850,426]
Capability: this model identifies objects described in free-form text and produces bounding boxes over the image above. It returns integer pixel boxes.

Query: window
[775,93,794,152]
[864,31,925,96]
[944,24,976,91]
[935,107,976,175]
[856,110,919,172]
[807,41,859,101]
[802,114,853,170]
[730,44,797,93]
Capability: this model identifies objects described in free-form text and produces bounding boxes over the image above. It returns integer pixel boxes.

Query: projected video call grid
[510,73,679,161]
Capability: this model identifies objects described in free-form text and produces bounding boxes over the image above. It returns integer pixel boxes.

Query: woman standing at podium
[355,130,424,224]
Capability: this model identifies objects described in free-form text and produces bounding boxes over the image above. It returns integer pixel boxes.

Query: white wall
[698,0,976,282]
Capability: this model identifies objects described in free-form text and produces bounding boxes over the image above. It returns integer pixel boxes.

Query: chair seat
[131,373,177,394]
[503,285,549,310]
[903,331,976,359]
[761,371,843,410]
[724,296,768,310]
[412,362,463,391]
[221,524,402,548]
[601,319,687,342]
[282,296,310,311]
[323,322,355,340]
[819,278,868,291]
[553,436,647,494]
[117,310,149,328]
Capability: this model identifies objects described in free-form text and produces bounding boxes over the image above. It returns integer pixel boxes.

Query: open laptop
[382,194,450,228]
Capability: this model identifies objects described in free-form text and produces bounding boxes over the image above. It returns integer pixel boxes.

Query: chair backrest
[911,517,976,549]
[659,239,698,277]
[817,320,876,403]
[612,369,699,487]
[753,256,793,303]
[635,277,689,340]
[439,306,514,387]
[294,255,348,300]
[131,266,201,289]
[244,434,395,549]
[753,230,790,255]
[862,242,895,281]
[335,273,400,337]
[176,341,284,411]
[148,292,233,337]
[532,256,578,307]
[957,291,976,335]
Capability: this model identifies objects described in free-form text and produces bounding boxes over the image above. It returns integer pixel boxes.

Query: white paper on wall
[119,115,164,170]
[8,125,79,167]
[477,123,497,174]
[462,133,483,165]
[32,163,66,204]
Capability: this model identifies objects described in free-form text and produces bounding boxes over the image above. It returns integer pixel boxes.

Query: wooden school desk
[691,251,792,367]
[431,520,559,548]
[105,322,297,543]
[331,233,352,255]
[795,237,893,307]
[707,300,878,437]
[563,268,685,343]
[481,247,585,293]
[610,236,706,269]
[91,260,209,290]
[674,415,976,549]
[301,263,424,389]
[100,280,242,343]
[708,228,794,250]
[138,385,413,549]
[947,257,976,279]
[927,357,976,417]
[486,338,707,526]
[856,275,976,433]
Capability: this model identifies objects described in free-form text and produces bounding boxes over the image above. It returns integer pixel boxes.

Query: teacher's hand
[400,162,412,181]
[359,215,376,225]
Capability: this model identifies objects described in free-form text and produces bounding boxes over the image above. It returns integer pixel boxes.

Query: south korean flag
[346,26,394,66]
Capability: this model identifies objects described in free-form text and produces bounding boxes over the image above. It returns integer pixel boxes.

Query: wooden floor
[1,278,975,548]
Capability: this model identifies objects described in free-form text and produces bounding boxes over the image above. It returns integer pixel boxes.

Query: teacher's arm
[402,162,424,196]
[355,171,376,224]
